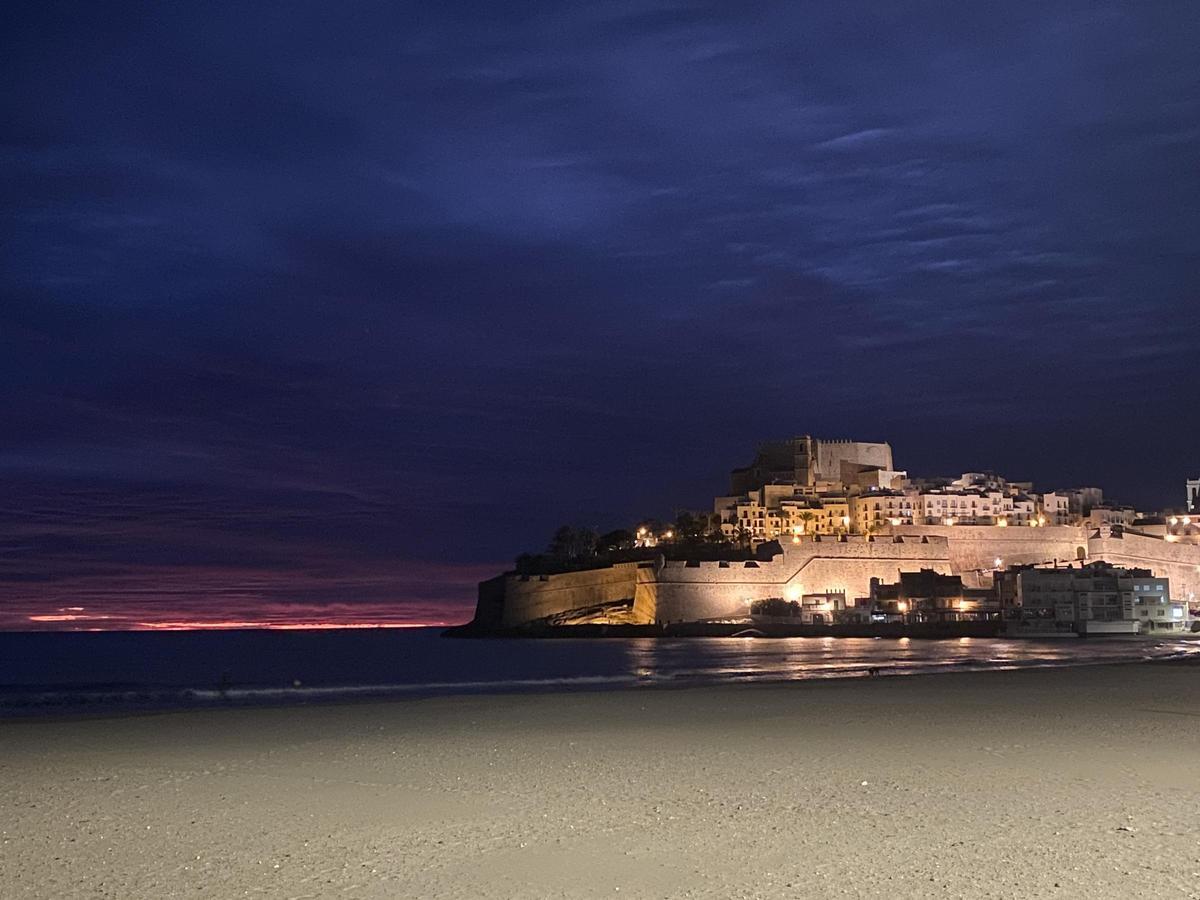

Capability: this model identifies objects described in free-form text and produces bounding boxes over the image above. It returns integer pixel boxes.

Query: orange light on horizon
[130,620,435,631]
[25,614,450,631]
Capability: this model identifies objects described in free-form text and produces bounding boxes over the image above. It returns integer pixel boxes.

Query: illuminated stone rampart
[472,525,1200,628]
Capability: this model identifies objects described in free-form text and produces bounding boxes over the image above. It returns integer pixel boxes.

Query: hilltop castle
[472,435,1200,630]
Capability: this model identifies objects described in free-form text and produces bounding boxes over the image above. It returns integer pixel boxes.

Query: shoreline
[3,637,1198,725]
[446,621,1200,639]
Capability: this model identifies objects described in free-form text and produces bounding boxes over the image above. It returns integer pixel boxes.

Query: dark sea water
[2,629,1197,717]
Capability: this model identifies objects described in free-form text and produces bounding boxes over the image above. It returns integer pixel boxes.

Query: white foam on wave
[3,639,1196,717]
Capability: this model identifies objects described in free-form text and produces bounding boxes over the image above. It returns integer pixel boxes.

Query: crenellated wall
[473,525,1200,628]
[1088,528,1200,602]
[491,561,658,627]
[655,535,953,623]
[879,524,1088,587]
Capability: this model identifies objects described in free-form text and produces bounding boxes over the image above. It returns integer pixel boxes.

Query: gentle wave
[3,636,1197,717]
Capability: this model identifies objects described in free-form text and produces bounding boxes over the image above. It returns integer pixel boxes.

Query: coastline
[443,620,1008,638]
[3,662,1200,898]
[3,630,1197,722]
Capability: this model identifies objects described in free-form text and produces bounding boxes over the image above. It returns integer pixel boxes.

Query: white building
[997,562,1188,634]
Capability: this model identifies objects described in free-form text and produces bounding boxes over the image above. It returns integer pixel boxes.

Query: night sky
[3,2,1198,629]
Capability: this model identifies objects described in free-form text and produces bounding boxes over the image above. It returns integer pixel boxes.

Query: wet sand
[2,662,1199,899]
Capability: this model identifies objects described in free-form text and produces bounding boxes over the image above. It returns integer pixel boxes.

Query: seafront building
[472,436,1200,631]
[860,569,999,624]
[996,562,1189,635]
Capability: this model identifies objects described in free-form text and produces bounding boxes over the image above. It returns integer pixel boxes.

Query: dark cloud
[2,1,1198,627]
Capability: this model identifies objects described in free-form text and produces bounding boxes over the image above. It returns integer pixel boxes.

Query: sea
[2,629,1197,718]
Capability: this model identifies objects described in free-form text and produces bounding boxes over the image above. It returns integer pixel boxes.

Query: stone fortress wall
[1089,528,1200,601]
[879,524,1089,587]
[474,526,1200,627]
[480,561,657,628]
[655,535,951,622]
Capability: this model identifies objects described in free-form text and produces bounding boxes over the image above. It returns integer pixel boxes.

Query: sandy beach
[2,662,1199,899]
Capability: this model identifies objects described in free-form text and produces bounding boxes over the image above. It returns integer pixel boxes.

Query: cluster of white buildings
[713,436,1185,546]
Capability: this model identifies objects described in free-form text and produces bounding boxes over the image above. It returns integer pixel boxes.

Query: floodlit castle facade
[472,436,1200,629]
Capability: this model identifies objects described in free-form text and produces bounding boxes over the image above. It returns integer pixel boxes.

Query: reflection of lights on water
[624,636,1198,688]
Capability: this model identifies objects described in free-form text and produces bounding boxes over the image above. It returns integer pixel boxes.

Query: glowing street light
[996,517,1007,527]
[994,557,1003,569]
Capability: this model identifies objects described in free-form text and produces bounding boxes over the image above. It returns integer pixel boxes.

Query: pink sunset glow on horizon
[0,559,500,632]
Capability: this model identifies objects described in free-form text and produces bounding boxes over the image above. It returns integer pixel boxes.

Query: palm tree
[734,523,752,550]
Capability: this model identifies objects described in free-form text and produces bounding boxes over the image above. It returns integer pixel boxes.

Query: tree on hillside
[733,522,752,550]
[706,513,726,540]
[674,511,707,543]
[547,525,599,562]
[598,529,635,552]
